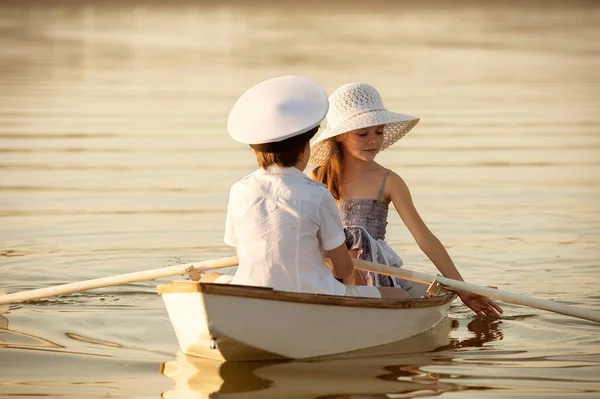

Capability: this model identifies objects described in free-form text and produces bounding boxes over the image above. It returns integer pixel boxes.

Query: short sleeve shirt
[224,165,347,296]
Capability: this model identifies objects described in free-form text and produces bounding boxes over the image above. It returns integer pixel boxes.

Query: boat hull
[158,281,455,361]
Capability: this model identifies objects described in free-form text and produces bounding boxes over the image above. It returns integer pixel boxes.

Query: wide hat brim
[309,109,419,165]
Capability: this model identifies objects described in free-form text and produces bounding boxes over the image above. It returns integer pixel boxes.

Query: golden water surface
[0,0,599,398]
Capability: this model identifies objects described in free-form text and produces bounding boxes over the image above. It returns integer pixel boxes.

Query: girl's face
[337,125,385,162]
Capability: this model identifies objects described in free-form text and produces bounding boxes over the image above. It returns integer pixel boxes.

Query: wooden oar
[0,256,238,313]
[353,258,600,323]
[2,255,598,323]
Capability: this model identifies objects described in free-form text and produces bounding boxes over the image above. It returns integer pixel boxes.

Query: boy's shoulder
[298,177,333,204]
[233,168,272,185]
[237,170,259,182]
[232,168,330,199]
[302,177,329,192]
[229,170,260,194]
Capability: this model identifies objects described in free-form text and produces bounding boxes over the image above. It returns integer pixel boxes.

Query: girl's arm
[387,171,503,318]
[387,172,460,278]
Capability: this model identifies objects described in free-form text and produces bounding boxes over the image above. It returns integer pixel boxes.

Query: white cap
[228,76,328,152]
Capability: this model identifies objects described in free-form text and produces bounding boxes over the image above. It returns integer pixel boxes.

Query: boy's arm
[324,244,354,282]
[318,189,353,281]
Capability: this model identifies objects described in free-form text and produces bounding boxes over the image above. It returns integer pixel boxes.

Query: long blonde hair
[313,138,345,200]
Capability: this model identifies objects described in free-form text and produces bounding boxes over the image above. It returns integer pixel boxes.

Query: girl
[310,83,503,318]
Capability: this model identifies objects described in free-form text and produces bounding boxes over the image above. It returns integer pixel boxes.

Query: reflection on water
[161,321,456,398]
[160,318,506,398]
[1,0,599,398]
[451,317,504,349]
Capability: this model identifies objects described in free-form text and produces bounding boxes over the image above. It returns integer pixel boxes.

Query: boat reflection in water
[161,316,504,398]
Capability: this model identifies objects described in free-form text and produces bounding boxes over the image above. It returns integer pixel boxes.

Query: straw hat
[310,83,419,165]
[228,76,328,152]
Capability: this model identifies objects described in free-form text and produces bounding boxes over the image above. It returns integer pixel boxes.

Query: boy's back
[225,164,346,295]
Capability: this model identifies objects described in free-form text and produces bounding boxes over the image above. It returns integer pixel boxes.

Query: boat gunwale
[158,281,456,309]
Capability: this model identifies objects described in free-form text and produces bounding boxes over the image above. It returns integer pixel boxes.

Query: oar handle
[0,256,238,306]
[353,259,600,323]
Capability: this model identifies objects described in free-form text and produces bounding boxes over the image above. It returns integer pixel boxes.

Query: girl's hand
[457,289,504,319]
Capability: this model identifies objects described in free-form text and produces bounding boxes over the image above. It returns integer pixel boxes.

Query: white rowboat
[157,280,455,361]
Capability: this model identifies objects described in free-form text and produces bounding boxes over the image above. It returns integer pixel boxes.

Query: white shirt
[224,164,347,296]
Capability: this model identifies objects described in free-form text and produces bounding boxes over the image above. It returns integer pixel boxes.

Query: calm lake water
[1,0,599,398]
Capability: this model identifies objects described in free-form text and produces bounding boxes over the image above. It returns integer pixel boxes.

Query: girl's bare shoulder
[385,169,407,186]
[382,169,411,202]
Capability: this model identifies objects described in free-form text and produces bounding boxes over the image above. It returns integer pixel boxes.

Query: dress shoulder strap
[376,169,391,200]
